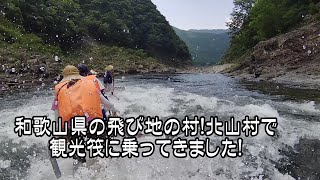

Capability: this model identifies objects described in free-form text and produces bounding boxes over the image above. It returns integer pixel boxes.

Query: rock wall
[231,22,320,82]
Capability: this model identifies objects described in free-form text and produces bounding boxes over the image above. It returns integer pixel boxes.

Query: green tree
[224,0,320,63]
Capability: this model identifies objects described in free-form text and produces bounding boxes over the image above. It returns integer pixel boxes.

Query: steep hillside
[0,0,191,64]
[228,22,320,87]
[224,0,320,63]
[173,27,230,66]
[0,16,171,91]
[0,0,192,91]
[223,0,320,88]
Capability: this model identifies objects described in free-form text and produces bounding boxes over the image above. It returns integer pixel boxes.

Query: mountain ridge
[188,29,229,34]
[173,27,230,66]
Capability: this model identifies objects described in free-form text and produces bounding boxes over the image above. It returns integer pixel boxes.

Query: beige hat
[105,65,114,71]
[60,65,82,82]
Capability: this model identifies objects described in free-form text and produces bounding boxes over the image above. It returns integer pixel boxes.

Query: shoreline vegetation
[0,51,179,95]
[220,0,320,90]
[0,0,192,95]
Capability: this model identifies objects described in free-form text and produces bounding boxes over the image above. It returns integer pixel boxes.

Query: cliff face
[230,22,320,87]
[252,22,320,76]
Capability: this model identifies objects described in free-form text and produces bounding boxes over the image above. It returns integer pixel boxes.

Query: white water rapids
[0,74,319,180]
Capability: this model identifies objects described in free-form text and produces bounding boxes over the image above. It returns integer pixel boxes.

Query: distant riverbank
[177,64,235,74]
[0,61,178,96]
[1,61,319,97]
[227,70,320,90]
[178,63,320,90]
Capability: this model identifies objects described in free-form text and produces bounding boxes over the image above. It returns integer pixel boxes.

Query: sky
[151,0,234,30]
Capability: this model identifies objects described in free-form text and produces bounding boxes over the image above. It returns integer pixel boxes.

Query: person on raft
[103,65,114,95]
[51,65,119,163]
[77,63,119,118]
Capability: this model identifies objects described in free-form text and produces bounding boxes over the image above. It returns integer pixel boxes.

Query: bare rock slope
[228,22,320,88]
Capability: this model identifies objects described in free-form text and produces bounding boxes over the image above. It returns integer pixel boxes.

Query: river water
[0,73,319,180]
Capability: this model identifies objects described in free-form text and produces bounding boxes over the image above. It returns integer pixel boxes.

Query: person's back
[54,77,103,123]
[104,65,114,94]
[76,64,119,118]
[103,71,113,84]
[52,65,104,164]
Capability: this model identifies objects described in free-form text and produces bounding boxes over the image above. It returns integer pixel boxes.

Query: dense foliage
[0,0,191,63]
[0,16,60,55]
[224,0,320,62]
[0,16,165,75]
[174,27,230,66]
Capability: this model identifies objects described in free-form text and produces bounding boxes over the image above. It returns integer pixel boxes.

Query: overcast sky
[151,0,234,30]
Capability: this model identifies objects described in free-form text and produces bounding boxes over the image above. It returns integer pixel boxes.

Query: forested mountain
[173,27,230,66]
[188,29,228,34]
[224,0,320,63]
[0,0,191,64]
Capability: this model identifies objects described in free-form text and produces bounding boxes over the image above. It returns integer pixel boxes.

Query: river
[0,73,319,180]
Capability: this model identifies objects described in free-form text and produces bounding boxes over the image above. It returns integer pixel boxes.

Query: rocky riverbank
[177,64,235,74]
[223,21,320,90]
[176,62,320,90]
[0,54,178,96]
[226,71,320,90]
[0,54,62,94]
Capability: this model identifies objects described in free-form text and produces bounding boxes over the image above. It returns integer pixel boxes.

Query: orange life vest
[54,77,103,124]
[85,75,101,90]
